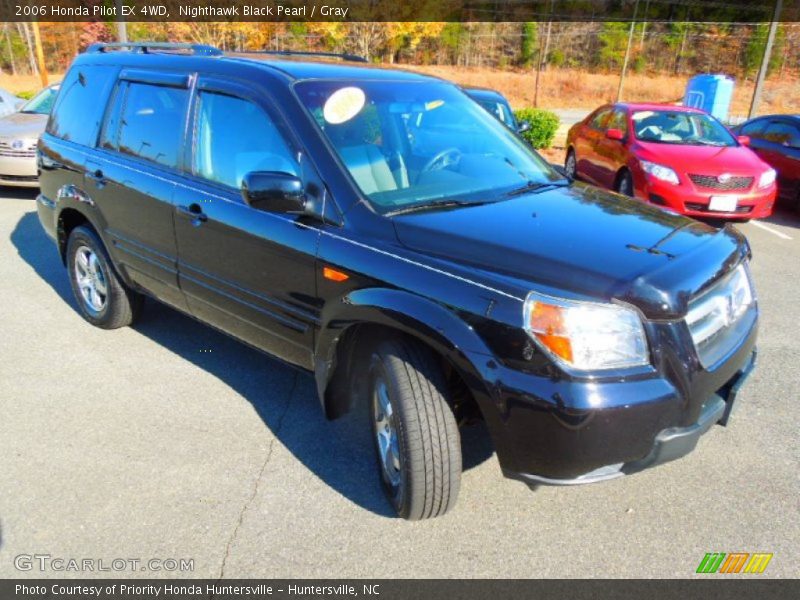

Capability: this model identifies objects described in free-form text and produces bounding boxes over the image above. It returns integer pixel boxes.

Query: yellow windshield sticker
[323,87,366,125]
[425,100,445,111]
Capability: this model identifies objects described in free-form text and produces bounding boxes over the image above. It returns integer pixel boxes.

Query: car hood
[391,183,748,319]
[634,141,767,174]
[0,111,48,140]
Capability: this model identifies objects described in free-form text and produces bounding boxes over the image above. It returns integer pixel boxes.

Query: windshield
[295,80,561,214]
[632,110,736,146]
[475,97,518,129]
[21,86,59,115]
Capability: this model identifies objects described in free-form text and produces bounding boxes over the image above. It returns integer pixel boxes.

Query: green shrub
[17,90,35,100]
[513,108,560,149]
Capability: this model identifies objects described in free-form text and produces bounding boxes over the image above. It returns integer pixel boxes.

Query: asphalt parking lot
[0,188,797,579]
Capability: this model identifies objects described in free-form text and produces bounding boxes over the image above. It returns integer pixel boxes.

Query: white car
[0,84,59,188]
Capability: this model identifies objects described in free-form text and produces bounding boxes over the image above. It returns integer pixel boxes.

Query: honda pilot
[36,44,758,520]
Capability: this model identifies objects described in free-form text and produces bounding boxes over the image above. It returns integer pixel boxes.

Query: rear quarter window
[47,65,118,146]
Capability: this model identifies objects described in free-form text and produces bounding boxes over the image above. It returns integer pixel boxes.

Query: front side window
[111,82,188,168]
[295,80,561,214]
[193,92,298,189]
[632,110,736,147]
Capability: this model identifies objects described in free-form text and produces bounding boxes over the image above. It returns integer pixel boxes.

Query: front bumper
[636,174,775,220]
[482,316,758,485]
[0,154,38,187]
[504,349,756,486]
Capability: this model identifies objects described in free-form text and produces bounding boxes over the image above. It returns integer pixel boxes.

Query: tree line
[1,21,797,80]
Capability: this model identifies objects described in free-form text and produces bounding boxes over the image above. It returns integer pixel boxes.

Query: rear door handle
[177,203,207,223]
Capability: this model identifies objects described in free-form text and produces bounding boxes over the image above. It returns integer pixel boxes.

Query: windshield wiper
[505,179,570,197]
[386,199,492,217]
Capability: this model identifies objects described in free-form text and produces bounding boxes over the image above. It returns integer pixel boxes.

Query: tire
[368,336,461,520]
[564,149,577,179]
[66,225,143,329]
[616,169,634,197]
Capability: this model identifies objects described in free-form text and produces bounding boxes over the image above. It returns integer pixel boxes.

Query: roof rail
[244,50,368,63]
[85,42,222,57]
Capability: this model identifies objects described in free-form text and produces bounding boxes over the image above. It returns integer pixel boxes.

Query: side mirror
[737,135,750,146]
[241,171,306,214]
[517,120,531,134]
[606,128,624,141]
[550,164,568,177]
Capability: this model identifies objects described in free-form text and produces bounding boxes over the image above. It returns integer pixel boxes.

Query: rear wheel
[368,336,461,520]
[66,225,143,329]
[564,149,577,179]
[616,170,634,197]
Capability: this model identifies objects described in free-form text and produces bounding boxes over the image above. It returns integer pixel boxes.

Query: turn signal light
[323,266,349,282]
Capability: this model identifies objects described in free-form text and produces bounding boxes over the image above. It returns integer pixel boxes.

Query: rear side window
[589,109,611,131]
[193,92,298,189]
[607,109,628,134]
[47,65,117,146]
[102,82,188,169]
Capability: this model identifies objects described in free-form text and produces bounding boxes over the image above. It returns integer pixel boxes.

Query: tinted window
[106,82,187,168]
[47,66,117,146]
[763,121,800,148]
[193,92,298,189]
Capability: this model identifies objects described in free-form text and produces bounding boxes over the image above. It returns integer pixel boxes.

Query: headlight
[523,292,649,371]
[640,160,680,185]
[758,169,776,189]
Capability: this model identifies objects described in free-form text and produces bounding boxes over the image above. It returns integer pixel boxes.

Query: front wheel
[564,149,577,179]
[368,337,461,520]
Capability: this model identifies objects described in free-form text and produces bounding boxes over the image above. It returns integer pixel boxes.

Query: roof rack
[242,50,368,63]
[85,42,223,57]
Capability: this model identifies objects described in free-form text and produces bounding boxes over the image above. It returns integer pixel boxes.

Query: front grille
[689,174,753,191]
[0,174,37,182]
[0,149,36,158]
[686,263,757,368]
[0,140,36,158]
[685,202,753,214]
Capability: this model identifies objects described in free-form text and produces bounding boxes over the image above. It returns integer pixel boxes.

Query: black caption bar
[0,0,798,23]
[3,580,800,600]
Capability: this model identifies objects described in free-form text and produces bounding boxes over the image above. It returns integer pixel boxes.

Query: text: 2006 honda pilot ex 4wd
[37,44,758,520]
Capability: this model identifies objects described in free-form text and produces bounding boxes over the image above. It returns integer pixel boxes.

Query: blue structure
[684,74,735,122]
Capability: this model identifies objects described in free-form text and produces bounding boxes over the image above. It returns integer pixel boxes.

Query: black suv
[37,43,758,520]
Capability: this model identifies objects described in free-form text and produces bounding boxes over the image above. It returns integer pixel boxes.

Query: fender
[314,287,497,418]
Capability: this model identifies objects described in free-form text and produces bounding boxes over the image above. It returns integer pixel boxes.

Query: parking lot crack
[216,371,299,582]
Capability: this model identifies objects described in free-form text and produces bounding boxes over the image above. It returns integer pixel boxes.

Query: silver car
[0,84,59,188]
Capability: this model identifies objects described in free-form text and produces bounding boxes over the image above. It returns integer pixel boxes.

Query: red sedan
[565,103,777,220]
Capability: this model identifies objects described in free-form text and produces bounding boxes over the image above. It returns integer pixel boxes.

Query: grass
[402,65,800,120]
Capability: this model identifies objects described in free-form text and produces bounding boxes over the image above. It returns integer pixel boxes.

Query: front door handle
[177,203,207,223]
[87,169,106,187]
